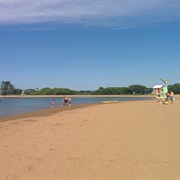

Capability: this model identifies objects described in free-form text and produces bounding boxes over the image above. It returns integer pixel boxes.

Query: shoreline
[0,98,153,122]
[1,94,179,121]
[0,103,95,122]
[0,95,156,119]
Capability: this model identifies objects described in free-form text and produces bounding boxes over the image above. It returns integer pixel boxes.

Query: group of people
[62,96,71,107]
[51,97,72,108]
[156,90,175,105]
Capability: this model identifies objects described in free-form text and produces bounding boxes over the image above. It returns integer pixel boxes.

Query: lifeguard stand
[160,78,168,99]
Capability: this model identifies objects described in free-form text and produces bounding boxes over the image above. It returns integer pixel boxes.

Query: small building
[152,85,163,94]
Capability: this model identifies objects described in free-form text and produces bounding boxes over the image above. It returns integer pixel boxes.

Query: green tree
[0,81,15,95]
[171,83,180,94]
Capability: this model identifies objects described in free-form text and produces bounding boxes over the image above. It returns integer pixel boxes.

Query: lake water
[0,97,154,117]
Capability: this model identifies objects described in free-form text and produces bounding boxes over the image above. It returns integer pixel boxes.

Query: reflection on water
[0,97,153,117]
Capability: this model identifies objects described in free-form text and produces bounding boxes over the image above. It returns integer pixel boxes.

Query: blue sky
[0,0,180,91]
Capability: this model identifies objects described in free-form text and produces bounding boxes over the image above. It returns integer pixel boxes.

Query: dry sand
[0,98,180,180]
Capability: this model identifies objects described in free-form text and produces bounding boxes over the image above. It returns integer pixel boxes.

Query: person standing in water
[62,97,71,107]
[51,99,55,108]
[68,97,72,107]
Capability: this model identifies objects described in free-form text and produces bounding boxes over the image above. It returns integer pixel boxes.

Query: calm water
[0,97,153,117]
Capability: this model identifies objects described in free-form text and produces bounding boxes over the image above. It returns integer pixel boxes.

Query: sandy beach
[0,98,180,180]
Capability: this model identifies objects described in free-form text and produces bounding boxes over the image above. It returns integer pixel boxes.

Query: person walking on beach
[51,99,55,108]
[170,91,174,104]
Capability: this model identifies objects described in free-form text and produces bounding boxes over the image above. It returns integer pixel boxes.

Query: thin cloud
[0,0,180,28]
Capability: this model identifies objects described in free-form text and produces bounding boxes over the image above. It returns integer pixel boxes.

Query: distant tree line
[30,87,81,95]
[1,81,180,95]
[90,85,153,95]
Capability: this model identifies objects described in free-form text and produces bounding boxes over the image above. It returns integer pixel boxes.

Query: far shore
[0,94,157,98]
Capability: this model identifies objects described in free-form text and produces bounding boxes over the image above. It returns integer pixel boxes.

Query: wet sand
[0,98,180,179]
